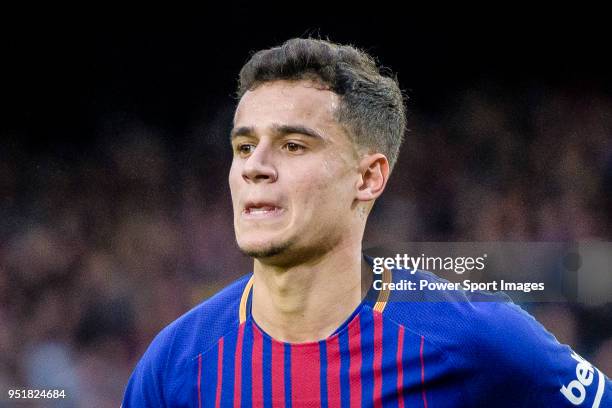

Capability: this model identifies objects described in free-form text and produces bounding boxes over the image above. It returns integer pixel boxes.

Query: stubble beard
[238,234,335,267]
[238,238,295,260]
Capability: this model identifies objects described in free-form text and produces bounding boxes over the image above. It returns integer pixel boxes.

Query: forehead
[234,80,340,131]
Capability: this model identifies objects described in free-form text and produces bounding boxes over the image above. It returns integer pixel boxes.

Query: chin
[236,234,292,259]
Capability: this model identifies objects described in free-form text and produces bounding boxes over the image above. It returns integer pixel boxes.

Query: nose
[242,143,278,183]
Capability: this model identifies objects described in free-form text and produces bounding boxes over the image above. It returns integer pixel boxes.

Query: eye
[236,143,255,156]
[283,142,305,153]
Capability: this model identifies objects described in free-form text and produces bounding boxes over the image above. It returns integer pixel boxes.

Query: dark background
[3,10,612,151]
[1,8,611,406]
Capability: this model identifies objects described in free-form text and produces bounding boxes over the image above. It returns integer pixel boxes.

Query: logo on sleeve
[560,351,605,407]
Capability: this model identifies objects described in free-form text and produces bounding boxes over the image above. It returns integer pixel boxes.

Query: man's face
[229,80,361,264]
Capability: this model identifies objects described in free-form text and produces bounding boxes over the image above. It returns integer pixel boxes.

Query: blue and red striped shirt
[123,264,611,407]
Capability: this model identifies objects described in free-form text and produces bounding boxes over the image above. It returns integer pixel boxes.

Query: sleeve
[474,302,612,407]
[122,326,177,408]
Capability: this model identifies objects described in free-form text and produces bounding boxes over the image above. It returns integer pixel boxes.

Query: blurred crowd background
[1,11,612,407]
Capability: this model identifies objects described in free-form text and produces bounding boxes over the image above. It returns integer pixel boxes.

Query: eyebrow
[230,124,324,141]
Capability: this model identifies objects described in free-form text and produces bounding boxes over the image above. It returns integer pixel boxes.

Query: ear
[355,153,390,202]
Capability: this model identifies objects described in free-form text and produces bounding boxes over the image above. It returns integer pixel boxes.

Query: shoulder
[383,268,612,406]
[160,273,252,358]
[122,274,252,407]
[384,267,566,362]
[382,268,513,345]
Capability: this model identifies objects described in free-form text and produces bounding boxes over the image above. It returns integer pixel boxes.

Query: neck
[251,243,372,343]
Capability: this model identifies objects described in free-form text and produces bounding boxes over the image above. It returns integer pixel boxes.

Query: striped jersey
[123,264,611,407]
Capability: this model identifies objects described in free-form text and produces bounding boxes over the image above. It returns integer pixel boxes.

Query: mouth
[242,202,285,219]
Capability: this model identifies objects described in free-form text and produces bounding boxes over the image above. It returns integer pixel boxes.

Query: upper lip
[243,200,283,212]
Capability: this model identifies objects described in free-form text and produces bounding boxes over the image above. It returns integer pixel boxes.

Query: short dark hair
[238,38,406,169]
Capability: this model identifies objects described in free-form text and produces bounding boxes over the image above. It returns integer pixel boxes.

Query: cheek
[319,156,357,198]
[228,162,242,206]
[228,159,240,181]
[289,166,353,215]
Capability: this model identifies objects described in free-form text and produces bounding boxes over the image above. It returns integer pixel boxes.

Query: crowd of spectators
[1,85,611,406]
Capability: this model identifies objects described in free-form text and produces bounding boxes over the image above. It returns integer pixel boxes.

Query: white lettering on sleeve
[559,351,606,408]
